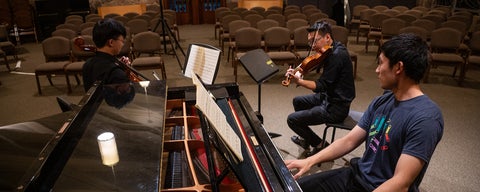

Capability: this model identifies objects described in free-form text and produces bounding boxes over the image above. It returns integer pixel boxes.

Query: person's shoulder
[332,41,347,49]
[415,95,442,112]
[368,91,394,109]
[405,95,443,123]
[331,42,349,56]
[82,57,94,69]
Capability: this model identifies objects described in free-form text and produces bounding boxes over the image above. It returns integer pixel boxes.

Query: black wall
[287,0,344,26]
[35,0,90,40]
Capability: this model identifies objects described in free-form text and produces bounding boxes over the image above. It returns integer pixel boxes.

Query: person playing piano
[285,34,444,192]
[285,21,355,157]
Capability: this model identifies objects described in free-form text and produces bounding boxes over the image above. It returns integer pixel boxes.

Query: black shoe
[305,141,330,157]
[305,146,322,157]
[291,135,309,150]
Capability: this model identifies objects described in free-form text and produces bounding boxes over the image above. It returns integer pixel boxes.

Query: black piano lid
[0,112,71,191]
[237,94,303,192]
[0,82,103,191]
[13,80,167,191]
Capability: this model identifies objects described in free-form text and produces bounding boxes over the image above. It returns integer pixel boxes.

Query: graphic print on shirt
[368,115,391,153]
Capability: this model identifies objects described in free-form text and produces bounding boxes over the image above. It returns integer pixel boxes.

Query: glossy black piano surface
[1,80,167,191]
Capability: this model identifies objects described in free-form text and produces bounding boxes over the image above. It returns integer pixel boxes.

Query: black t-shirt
[314,41,355,104]
[82,51,130,91]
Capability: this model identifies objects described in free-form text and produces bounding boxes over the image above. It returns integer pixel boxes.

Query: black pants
[298,158,374,192]
[287,93,349,147]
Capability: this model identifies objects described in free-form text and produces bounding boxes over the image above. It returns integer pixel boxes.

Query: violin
[73,36,150,82]
[281,45,332,87]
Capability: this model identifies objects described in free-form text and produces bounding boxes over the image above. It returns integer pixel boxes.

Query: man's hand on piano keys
[284,158,314,180]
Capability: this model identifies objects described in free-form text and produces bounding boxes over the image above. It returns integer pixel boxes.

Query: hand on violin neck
[119,56,131,66]
[294,71,303,80]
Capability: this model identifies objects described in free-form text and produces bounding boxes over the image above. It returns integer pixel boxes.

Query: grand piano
[0,80,301,191]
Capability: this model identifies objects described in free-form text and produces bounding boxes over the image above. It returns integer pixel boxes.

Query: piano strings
[189,125,237,185]
[163,104,222,189]
[164,125,194,189]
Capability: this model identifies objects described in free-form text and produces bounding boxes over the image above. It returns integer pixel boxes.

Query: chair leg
[33,26,38,44]
[2,54,9,71]
[458,61,466,86]
[227,46,231,63]
[66,74,72,93]
[47,75,54,85]
[35,74,42,95]
[322,126,333,149]
[231,50,235,67]
[221,39,225,55]
[160,61,167,80]
[352,56,357,79]
[233,59,238,82]
[74,74,81,85]
[218,33,223,48]
[365,37,370,53]
[356,30,360,44]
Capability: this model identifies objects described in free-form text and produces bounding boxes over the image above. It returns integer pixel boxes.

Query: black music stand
[239,49,279,136]
[153,0,185,70]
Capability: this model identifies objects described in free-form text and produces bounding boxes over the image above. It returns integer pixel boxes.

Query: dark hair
[92,18,127,48]
[379,33,430,83]
[307,20,334,39]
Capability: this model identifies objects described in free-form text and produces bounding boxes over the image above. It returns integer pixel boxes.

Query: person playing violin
[82,18,131,91]
[285,21,355,157]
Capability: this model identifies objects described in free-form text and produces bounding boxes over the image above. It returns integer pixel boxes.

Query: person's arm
[285,68,317,90]
[373,154,425,192]
[285,125,366,179]
[295,78,317,90]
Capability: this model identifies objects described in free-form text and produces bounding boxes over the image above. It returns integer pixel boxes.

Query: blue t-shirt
[357,91,444,191]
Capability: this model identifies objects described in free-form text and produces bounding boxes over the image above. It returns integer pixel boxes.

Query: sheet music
[184,44,221,85]
[192,74,243,161]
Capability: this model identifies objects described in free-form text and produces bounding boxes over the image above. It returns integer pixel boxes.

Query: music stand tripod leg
[154,0,186,71]
[258,84,281,138]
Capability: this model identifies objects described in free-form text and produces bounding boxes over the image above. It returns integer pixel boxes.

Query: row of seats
[356,6,477,46]
[349,5,478,85]
[215,4,331,40]
[57,9,179,39]
[35,30,168,95]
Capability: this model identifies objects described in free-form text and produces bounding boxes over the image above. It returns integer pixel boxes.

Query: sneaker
[291,135,309,150]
